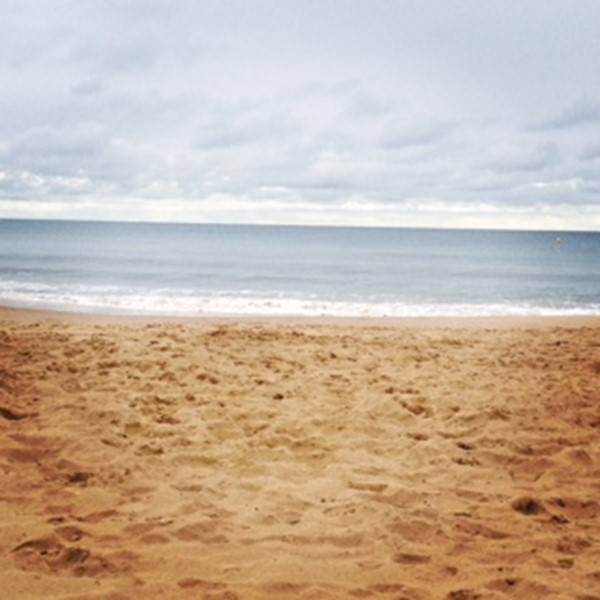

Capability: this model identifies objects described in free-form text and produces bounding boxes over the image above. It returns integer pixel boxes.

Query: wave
[1,283,599,318]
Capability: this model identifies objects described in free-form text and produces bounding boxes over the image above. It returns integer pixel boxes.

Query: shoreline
[1,304,599,329]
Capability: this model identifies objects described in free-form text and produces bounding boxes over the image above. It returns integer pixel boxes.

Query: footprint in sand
[262,582,309,594]
[54,525,86,542]
[136,443,164,456]
[548,497,599,519]
[348,481,388,493]
[367,582,419,596]
[11,536,120,577]
[177,578,228,591]
[453,520,510,540]
[445,590,482,600]
[401,400,434,418]
[511,496,546,516]
[173,521,229,544]
[392,552,431,564]
[64,471,94,485]
[0,406,28,421]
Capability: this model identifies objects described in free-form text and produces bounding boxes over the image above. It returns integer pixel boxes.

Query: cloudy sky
[1,0,599,230]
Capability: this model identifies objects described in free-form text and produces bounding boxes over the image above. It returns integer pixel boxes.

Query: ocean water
[0,219,599,317]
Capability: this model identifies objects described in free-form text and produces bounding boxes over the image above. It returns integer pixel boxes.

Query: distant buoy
[555,237,562,245]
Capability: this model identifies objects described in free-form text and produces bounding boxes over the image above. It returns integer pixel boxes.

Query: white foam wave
[1,284,599,318]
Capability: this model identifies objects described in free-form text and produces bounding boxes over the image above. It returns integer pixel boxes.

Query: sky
[1,0,599,230]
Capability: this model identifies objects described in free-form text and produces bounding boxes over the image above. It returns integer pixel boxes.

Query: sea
[0,219,599,318]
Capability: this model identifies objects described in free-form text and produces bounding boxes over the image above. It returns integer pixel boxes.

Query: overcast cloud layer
[1,0,599,229]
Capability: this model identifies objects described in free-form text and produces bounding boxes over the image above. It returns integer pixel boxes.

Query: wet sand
[1,308,599,599]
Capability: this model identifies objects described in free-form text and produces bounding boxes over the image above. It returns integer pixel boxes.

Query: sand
[1,308,599,600]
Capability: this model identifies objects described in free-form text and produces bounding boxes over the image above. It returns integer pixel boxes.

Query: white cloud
[0,1,599,230]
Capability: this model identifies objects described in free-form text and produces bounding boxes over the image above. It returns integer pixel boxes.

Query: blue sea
[0,219,598,317]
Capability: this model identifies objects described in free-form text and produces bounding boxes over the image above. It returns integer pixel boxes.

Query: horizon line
[1,215,598,235]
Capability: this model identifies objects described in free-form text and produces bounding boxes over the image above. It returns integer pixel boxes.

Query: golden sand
[1,309,599,599]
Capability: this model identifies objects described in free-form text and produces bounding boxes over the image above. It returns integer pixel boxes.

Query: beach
[1,308,599,600]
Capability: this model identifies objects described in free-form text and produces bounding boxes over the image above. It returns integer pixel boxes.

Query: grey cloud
[490,143,560,174]
[379,119,454,150]
[195,112,299,150]
[533,100,600,131]
[3,124,107,178]
[339,85,396,119]
[580,144,600,161]
[9,124,105,157]
[71,38,162,76]
[71,78,106,98]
